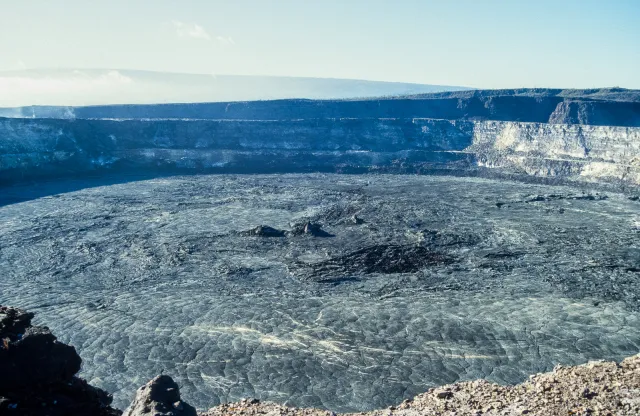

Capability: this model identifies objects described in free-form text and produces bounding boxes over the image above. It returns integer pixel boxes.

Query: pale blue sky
[1,0,638,88]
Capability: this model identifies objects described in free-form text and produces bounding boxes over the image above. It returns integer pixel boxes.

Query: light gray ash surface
[0,173,638,412]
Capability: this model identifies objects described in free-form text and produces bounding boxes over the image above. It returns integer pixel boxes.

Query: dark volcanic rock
[241,225,286,237]
[0,305,33,340]
[289,221,333,237]
[123,375,196,416]
[292,244,453,282]
[0,305,121,416]
[0,306,80,389]
[0,376,120,416]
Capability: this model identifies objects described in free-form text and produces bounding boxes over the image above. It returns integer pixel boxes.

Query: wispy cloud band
[172,21,211,40]
[171,21,234,45]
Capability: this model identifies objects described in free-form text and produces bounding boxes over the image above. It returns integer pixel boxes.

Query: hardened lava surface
[0,174,639,412]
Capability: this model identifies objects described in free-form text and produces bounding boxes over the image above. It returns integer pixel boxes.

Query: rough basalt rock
[0,305,81,390]
[0,305,120,416]
[123,375,196,416]
[0,305,33,336]
[291,244,453,283]
[240,225,286,237]
[0,325,81,390]
[288,221,333,237]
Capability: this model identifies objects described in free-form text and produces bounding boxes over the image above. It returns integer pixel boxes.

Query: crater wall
[0,116,638,188]
[470,121,640,187]
[4,91,640,127]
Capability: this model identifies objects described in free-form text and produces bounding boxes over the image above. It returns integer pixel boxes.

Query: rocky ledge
[204,356,640,415]
[0,305,120,416]
[2,304,639,415]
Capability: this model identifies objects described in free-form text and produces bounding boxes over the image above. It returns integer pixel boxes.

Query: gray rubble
[202,354,640,416]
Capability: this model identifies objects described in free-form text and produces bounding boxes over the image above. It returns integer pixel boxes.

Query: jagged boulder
[0,305,33,335]
[123,375,196,416]
[241,225,286,237]
[0,305,120,416]
[0,325,82,390]
[0,305,81,389]
[288,221,333,237]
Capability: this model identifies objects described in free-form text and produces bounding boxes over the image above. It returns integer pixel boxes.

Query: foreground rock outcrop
[123,375,196,416]
[0,305,121,416]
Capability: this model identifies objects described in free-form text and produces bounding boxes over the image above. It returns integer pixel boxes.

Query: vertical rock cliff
[468,121,640,186]
[0,116,639,188]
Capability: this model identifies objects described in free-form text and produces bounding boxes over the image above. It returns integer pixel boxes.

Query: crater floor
[0,174,639,412]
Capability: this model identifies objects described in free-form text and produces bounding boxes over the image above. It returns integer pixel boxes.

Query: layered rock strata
[3,88,640,127]
[1,117,638,188]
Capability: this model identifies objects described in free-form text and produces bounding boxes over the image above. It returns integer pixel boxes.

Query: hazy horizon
[0,68,472,107]
[1,1,638,106]
[2,1,638,89]
[0,67,471,86]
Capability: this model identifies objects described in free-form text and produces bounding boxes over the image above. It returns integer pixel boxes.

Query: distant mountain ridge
[0,69,468,107]
[3,87,639,128]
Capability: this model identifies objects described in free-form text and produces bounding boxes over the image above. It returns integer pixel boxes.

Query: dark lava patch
[240,225,286,237]
[291,244,453,282]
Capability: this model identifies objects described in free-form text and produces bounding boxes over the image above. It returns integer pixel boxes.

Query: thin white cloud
[216,36,235,45]
[171,21,234,45]
[172,21,211,41]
